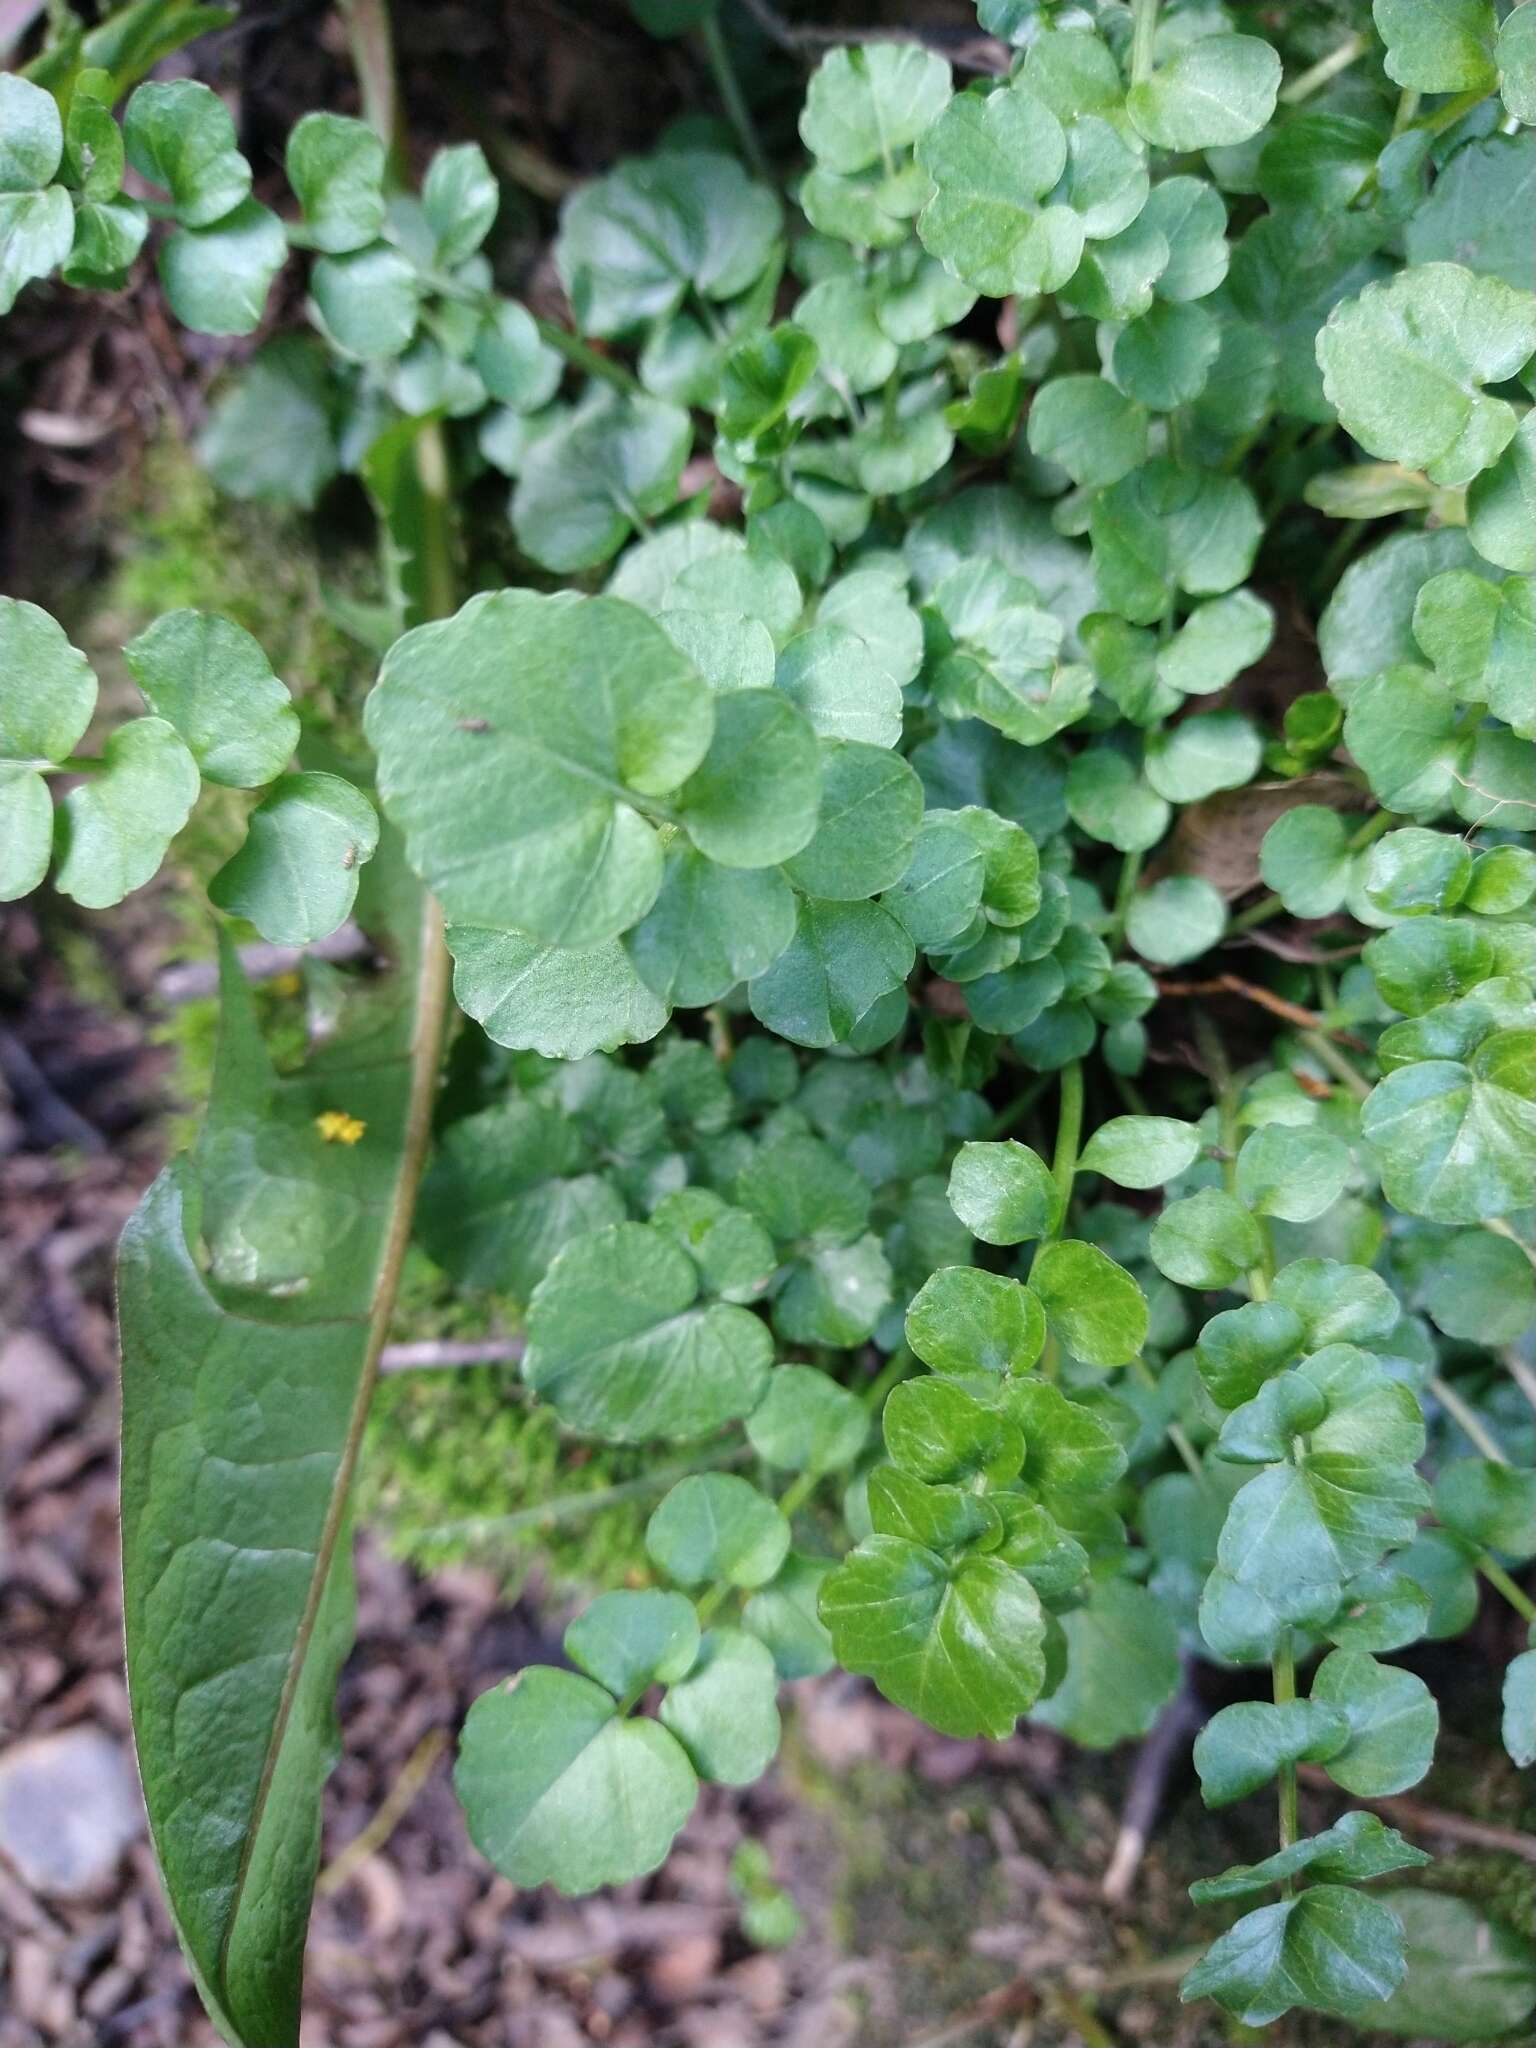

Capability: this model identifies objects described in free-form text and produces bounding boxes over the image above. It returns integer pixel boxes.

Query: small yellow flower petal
[315,1110,367,1145]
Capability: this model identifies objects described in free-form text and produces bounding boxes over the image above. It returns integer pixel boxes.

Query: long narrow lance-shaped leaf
[119,827,447,2046]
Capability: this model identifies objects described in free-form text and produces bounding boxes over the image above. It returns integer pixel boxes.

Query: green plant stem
[1280,31,1368,104]
[699,7,771,183]
[340,0,408,183]
[1481,1557,1536,1629]
[1111,846,1144,941]
[862,1342,916,1414]
[1030,1064,1084,1383]
[1273,1631,1300,1869]
[401,1445,752,1545]
[1430,1374,1509,1464]
[535,317,644,395]
[1130,0,1160,85]
[1503,1347,1536,1419]
[1227,891,1288,935]
[985,1072,1053,1139]
[1048,1059,1084,1232]
[1131,1357,1208,1491]
[1420,85,1492,138]
[1391,86,1422,135]
[1488,1217,1536,1277]
[1298,1029,1372,1102]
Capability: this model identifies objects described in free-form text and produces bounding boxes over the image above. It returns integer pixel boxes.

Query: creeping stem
[1273,1630,1300,1869]
[1048,1059,1085,1234]
[699,7,772,183]
[1130,0,1161,87]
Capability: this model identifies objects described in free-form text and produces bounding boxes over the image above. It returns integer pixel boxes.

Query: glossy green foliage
[9,3,1535,2039]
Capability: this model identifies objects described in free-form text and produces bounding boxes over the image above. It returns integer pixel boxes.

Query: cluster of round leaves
[0,598,378,937]
[7,2,1536,2035]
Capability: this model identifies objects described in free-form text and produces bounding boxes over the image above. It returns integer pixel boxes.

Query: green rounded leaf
[514,394,691,574]
[660,1627,781,1785]
[646,1474,790,1591]
[800,42,952,176]
[1194,1699,1351,1809]
[1434,1456,1536,1561]
[905,1266,1046,1377]
[1151,1189,1264,1290]
[1080,1115,1202,1189]
[448,924,668,1058]
[1127,35,1282,152]
[625,844,796,1006]
[946,1139,1058,1245]
[1362,1036,1536,1223]
[745,1362,868,1474]
[209,772,378,946]
[564,1588,701,1697]
[1033,1578,1181,1747]
[1235,1123,1352,1224]
[124,78,251,227]
[1374,0,1498,92]
[677,687,823,869]
[0,185,73,314]
[0,764,51,900]
[1358,1888,1536,2042]
[774,623,903,749]
[159,199,286,338]
[1144,710,1262,803]
[422,141,498,267]
[1182,1886,1409,2026]
[1318,263,1536,489]
[779,739,920,898]
[557,150,780,337]
[883,1376,1024,1487]
[524,1219,772,1441]
[455,1667,697,1893]
[54,716,199,908]
[1312,1648,1438,1797]
[366,589,713,946]
[285,112,385,254]
[915,80,1081,299]
[748,896,914,1049]
[820,1535,1047,1740]
[1469,413,1536,573]
[123,609,298,788]
[1125,875,1227,966]
[416,1097,625,1301]
[0,74,63,193]
[0,597,98,763]
[1032,1239,1148,1368]
[1026,374,1147,490]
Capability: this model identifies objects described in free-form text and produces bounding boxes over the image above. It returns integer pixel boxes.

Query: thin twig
[378,1337,524,1374]
[1102,1667,1207,1904]
[1156,972,1370,1052]
[154,924,374,1003]
[316,1729,448,1894]
[0,1026,107,1153]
